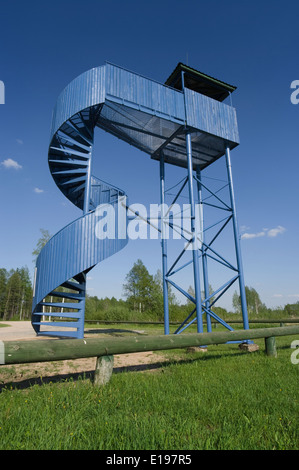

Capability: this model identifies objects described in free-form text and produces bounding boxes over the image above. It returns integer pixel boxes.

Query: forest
[85,259,299,323]
[0,266,33,320]
[0,258,298,322]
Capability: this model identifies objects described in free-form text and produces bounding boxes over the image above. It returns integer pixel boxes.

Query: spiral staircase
[31,61,242,338]
[31,88,128,338]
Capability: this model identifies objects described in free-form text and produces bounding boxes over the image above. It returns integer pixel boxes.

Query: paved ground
[0,321,166,388]
[0,321,146,341]
[0,321,38,341]
[0,321,84,341]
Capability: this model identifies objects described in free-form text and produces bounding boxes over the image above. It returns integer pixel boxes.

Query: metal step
[48,291,83,301]
[32,321,80,329]
[33,311,81,319]
[41,301,82,309]
[61,280,85,291]
[35,330,81,338]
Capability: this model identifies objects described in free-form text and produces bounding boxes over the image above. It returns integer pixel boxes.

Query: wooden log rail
[85,318,299,325]
[1,326,299,365]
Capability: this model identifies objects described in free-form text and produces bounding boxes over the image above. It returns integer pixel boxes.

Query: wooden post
[94,355,114,387]
[265,336,277,357]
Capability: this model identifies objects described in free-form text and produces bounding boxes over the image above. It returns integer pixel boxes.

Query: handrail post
[83,154,92,214]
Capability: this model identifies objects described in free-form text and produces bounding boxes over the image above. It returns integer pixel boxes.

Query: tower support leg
[196,167,212,332]
[225,146,249,330]
[186,133,204,334]
[160,153,170,335]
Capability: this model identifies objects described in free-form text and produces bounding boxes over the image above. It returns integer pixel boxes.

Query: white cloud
[16,139,23,145]
[267,225,286,237]
[241,231,265,240]
[273,294,299,299]
[241,225,286,240]
[34,187,44,193]
[1,158,22,170]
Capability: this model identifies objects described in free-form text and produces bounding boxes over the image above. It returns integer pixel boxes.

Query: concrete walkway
[0,321,38,341]
[0,321,80,341]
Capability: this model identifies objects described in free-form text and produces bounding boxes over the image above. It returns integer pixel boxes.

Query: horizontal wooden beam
[84,318,299,325]
[1,326,299,365]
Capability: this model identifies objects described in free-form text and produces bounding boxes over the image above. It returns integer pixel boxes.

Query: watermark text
[0,80,4,104]
[290,340,299,364]
[290,80,299,105]
[94,197,203,249]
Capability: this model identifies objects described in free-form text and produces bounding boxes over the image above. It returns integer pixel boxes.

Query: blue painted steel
[174,308,196,334]
[156,89,249,336]
[50,62,239,172]
[31,61,248,339]
[105,63,185,125]
[159,153,170,335]
[186,133,204,334]
[225,146,250,331]
[196,167,212,333]
[185,88,239,144]
[83,153,92,215]
[50,66,106,141]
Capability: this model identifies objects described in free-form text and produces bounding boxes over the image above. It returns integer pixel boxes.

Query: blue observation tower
[31,62,249,339]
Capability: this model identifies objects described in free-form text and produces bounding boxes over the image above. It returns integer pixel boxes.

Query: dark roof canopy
[165,63,236,102]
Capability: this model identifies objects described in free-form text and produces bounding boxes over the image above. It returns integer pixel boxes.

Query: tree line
[0,229,51,321]
[1,227,295,323]
[0,267,32,320]
[1,242,298,322]
[86,258,298,322]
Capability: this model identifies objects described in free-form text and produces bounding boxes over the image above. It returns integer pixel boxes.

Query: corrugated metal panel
[32,204,128,311]
[50,66,106,140]
[105,63,185,124]
[185,88,239,144]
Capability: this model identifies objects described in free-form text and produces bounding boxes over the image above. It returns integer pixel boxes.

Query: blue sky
[0,0,298,311]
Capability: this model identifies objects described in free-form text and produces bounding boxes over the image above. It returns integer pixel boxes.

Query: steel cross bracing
[31,62,249,339]
[158,136,249,336]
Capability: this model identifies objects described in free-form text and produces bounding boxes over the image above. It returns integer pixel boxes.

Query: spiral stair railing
[31,69,128,338]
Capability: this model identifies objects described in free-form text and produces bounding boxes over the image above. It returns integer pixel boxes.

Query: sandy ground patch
[0,351,167,388]
[0,322,168,387]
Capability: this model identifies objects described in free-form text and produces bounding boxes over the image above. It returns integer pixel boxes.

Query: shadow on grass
[0,349,249,392]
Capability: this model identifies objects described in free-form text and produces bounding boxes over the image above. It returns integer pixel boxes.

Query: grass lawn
[0,327,298,450]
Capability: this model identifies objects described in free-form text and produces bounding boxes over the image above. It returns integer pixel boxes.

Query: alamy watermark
[290,340,299,364]
[0,81,4,104]
[94,196,203,249]
[290,80,299,105]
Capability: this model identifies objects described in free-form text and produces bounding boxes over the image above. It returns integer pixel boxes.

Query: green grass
[0,335,298,450]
